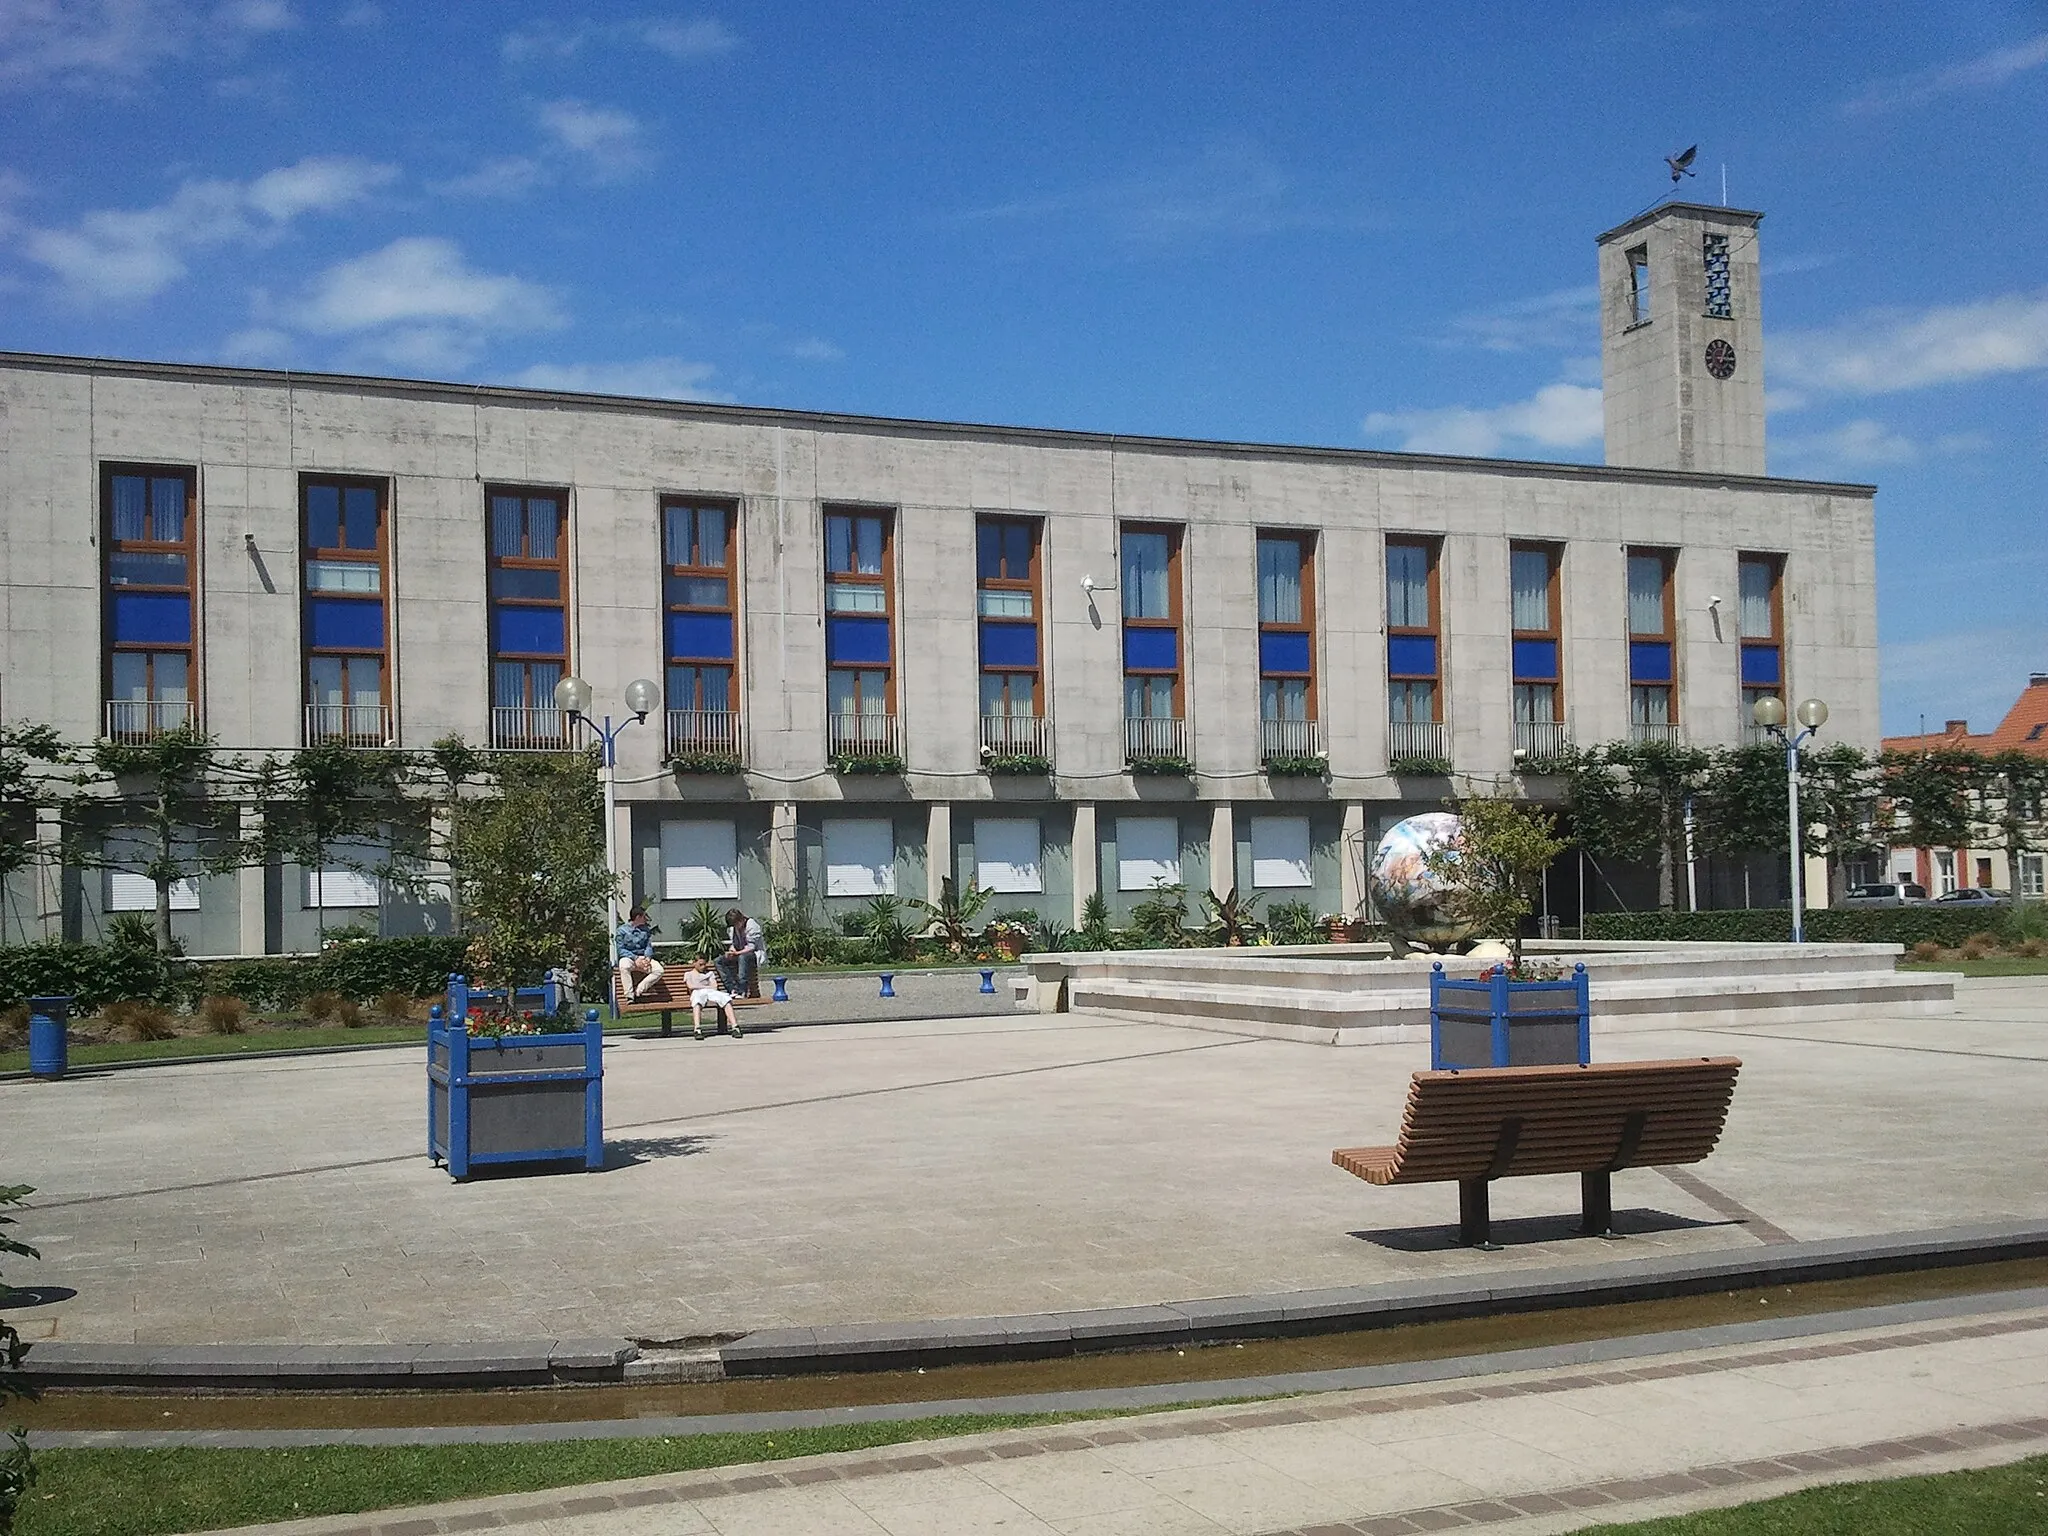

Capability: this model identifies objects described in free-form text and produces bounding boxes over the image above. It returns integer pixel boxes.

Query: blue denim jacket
[616,922,654,959]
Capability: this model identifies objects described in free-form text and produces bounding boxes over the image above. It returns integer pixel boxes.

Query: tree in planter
[1422,796,1571,970]
[908,876,994,955]
[0,1183,38,1535]
[451,753,612,986]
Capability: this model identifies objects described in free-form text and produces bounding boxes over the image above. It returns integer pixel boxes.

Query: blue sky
[4,1,2044,738]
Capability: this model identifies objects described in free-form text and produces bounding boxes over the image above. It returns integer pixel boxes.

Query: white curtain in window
[1257,538,1302,624]
[1627,555,1666,634]
[1738,558,1775,639]
[1117,816,1180,890]
[975,817,1043,893]
[662,820,739,900]
[1510,549,1551,631]
[1250,816,1313,888]
[1386,544,1429,628]
[824,818,895,896]
[104,831,200,912]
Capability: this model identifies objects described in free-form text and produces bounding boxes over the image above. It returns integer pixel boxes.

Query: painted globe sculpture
[1368,812,1475,952]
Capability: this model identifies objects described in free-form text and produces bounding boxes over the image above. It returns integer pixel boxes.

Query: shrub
[1959,932,1999,960]
[1583,908,2014,948]
[0,942,173,1012]
[2017,937,2048,959]
[1129,882,1190,947]
[104,1000,175,1041]
[1267,900,1321,945]
[375,990,414,1022]
[302,991,345,1023]
[1909,939,1944,963]
[199,995,247,1035]
[335,999,364,1029]
[0,1006,25,1048]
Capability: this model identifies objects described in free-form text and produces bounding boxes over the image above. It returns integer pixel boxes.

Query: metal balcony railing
[1629,720,1686,747]
[829,712,899,759]
[1124,715,1188,763]
[1259,717,1324,762]
[304,703,394,748]
[980,713,1052,760]
[103,699,195,743]
[1387,719,1450,765]
[490,706,571,751]
[1513,718,1572,759]
[667,708,742,761]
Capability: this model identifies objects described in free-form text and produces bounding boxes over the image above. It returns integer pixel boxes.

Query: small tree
[422,734,489,935]
[452,752,611,986]
[1424,797,1572,969]
[84,726,228,954]
[0,726,65,945]
[0,1184,39,1534]
[260,743,411,941]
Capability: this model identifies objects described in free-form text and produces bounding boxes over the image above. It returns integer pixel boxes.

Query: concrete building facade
[0,202,1882,952]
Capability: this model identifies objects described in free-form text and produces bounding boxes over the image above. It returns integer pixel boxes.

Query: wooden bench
[1332,1057,1742,1249]
[614,973,767,1037]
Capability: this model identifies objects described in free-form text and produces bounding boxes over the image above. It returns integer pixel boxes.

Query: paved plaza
[4,976,2044,1349]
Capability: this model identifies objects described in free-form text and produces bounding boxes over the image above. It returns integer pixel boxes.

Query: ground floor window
[2023,854,2045,899]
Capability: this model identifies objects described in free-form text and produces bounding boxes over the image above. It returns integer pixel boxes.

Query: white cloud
[213,0,292,32]
[431,157,549,200]
[1363,382,1604,459]
[0,0,187,89]
[1773,418,1989,473]
[20,155,396,301]
[1774,291,2048,398]
[786,337,843,362]
[503,16,738,64]
[337,1,380,24]
[295,236,562,336]
[535,99,648,179]
[1442,284,1598,353]
[510,357,726,401]
[1844,33,2048,115]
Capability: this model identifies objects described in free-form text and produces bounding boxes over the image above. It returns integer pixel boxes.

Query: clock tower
[1598,202,1765,476]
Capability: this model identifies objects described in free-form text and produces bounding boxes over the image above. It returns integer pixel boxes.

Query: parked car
[1930,888,2008,906]
[1840,882,1928,907]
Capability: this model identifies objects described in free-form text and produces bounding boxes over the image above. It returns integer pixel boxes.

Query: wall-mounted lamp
[1081,574,1119,596]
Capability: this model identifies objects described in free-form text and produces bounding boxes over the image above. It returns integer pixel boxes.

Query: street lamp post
[556,675,661,960]
[1751,695,1830,943]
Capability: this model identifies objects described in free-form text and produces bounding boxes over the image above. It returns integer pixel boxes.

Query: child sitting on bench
[679,955,741,1041]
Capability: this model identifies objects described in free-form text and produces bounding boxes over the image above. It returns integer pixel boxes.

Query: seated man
[615,905,665,1002]
[679,955,741,1040]
[716,905,764,997]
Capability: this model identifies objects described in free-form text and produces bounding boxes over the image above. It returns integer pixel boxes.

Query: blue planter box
[1430,963,1590,1070]
[428,974,603,1180]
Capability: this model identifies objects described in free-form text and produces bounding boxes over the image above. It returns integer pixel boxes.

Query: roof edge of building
[0,349,1876,500]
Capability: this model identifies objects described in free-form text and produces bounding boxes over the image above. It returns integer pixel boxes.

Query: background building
[0,202,1882,952]
[1881,674,2048,898]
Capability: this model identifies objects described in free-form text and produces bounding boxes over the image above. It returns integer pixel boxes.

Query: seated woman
[678,955,741,1041]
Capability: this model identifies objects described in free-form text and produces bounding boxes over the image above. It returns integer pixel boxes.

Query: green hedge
[0,936,473,1013]
[1583,908,2016,946]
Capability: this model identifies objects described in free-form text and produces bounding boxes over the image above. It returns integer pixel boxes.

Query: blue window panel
[109,592,190,646]
[1741,643,1781,686]
[1259,630,1312,676]
[1387,634,1438,678]
[979,621,1038,669]
[307,597,385,651]
[1512,639,1559,682]
[493,606,565,658]
[667,612,736,661]
[1629,640,1674,683]
[825,616,892,666]
[1123,627,1178,672]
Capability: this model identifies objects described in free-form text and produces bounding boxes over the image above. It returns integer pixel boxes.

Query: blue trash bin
[28,995,72,1080]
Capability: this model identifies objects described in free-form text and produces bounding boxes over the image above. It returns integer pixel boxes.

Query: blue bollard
[879,973,895,998]
[771,975,788,1002]
[979,969,996,994]
[28,995,71,1081]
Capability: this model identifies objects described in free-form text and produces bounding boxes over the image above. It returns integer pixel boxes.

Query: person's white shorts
[690,987,733,1008]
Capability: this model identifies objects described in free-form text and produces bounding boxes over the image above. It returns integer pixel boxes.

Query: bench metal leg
[1458,1178,1499,1250]
[660,1010,673,1038]
[1581,1170,1619,1238]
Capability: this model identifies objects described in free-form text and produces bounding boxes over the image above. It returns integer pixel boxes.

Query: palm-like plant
[1200,885,1263,946]
[907,877,993,955]
[856,894,915,961]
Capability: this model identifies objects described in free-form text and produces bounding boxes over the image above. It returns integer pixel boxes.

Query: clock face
[1705,339,1737,380]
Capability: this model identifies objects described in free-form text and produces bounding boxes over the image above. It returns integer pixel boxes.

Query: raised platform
[1027,940,1955,1045]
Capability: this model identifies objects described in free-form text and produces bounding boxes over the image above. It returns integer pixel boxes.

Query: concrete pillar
[1209,802,1235,898]
[34,806,63,941]
[1071,803,1097,925]
[769,801,799,915]
[927,803,952,901]
[238,804,267,955]
[1340,801,1368,916]
[1804,852,1831,909]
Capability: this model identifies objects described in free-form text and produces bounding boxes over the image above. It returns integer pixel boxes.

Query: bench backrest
[1388,1057,1741,1182]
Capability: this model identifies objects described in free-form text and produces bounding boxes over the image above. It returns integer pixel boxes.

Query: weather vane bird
[1666,145,1698,183]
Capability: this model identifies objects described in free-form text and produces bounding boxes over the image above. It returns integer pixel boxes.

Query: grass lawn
[1899,956,2048,977]
[13,1414,1100,1536]
[1589,1451,2048,1533]
[0,1023,424,1072]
